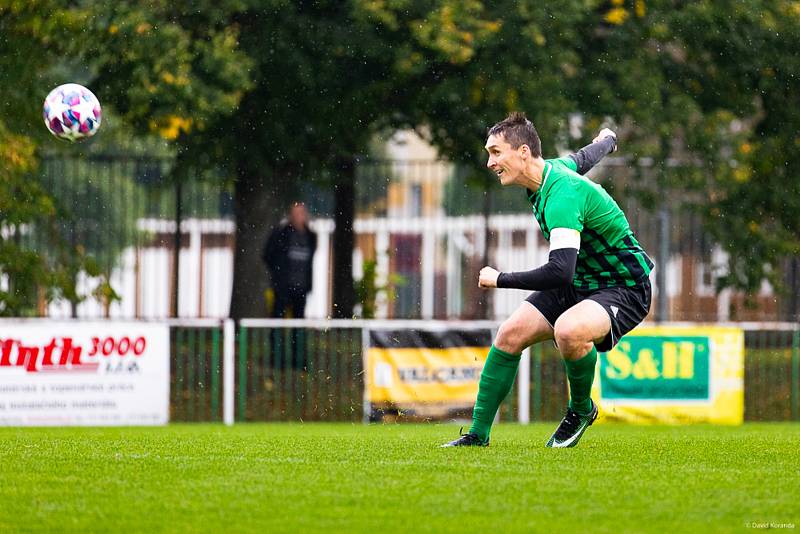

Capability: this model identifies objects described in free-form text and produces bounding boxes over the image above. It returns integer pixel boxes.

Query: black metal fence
[168,322,800,423]
[11,153,800,322]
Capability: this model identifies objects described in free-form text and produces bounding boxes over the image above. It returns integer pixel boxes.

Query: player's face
[485,134,527,186]
[289,204,308,229]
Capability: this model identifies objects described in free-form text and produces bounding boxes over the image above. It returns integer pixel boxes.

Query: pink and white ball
[43,83,102,141]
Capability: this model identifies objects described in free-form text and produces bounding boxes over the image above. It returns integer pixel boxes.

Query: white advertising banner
[0,321,169,426]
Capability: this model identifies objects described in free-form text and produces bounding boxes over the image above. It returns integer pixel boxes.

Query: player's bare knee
[553,320,591,359]
[552,318,576,345]
[494,320,526,354]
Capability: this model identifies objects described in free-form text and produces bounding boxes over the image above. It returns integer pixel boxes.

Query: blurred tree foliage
[1,0,798,317]
[401,0,800,294]
[0,1,116,315]
[565,0,800,293]
[82,1,415,318]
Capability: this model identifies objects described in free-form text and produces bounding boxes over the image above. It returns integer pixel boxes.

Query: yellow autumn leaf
[605,7,629,25]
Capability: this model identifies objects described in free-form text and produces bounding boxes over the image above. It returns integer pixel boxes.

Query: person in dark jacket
[262,202,317,319]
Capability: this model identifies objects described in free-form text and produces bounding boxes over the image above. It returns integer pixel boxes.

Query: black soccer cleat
[441,428,489,448]
[546,400,599,448]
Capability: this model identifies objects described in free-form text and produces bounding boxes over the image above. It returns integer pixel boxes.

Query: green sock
[564,346,598,415]
[469,345,520,442]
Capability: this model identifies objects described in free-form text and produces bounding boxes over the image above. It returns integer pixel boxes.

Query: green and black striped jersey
[527,157,654,290]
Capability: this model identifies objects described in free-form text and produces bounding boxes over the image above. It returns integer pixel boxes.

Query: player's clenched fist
[592,128,617,150]
[478,266,500,288]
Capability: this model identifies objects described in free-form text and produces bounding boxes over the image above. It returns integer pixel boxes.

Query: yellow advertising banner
[366,347,488,404]
[592,326,744,424]
[365,329,491,418]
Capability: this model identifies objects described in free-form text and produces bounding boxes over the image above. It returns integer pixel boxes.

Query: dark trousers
[270,287,308,370]
[271,287,308,319]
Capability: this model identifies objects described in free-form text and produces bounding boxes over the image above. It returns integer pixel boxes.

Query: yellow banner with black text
[365,329,491,420]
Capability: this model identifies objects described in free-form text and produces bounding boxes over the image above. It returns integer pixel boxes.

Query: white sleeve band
[549,228,581,252]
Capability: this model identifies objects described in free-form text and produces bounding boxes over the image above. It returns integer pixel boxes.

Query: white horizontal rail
[134,214,535,236]
[0,317,225,327]
[0,317,793,331]
[137,217,235,233]
[639,321,800,331]
[353,214,532,233]
[238,318,499,330]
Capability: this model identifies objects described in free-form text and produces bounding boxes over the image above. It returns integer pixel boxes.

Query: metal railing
[236,320,364,422]
[169,320,228,422]
[167,319,800,423]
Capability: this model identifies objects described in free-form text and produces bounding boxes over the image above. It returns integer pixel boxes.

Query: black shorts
[525,278,652,352]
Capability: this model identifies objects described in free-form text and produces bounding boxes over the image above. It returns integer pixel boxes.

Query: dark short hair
[487,112,541,157]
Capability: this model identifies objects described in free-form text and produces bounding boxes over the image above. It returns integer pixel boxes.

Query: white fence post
[518,346,530,424]
[223,318,235,426]
[362,325,371,423]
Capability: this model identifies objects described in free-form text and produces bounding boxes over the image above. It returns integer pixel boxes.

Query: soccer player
[443,112,653,448]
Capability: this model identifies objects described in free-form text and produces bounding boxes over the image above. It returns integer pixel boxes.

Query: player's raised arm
[569,128,617,175]
[478,228,580,291]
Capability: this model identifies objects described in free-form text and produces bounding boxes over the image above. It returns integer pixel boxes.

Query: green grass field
[1,423,797,533]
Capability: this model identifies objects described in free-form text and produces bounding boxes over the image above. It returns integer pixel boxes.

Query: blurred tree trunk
[229,164,292,320]
[332,157,355,319]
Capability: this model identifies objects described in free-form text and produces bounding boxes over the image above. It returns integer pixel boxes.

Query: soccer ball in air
[43,83,102,141]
